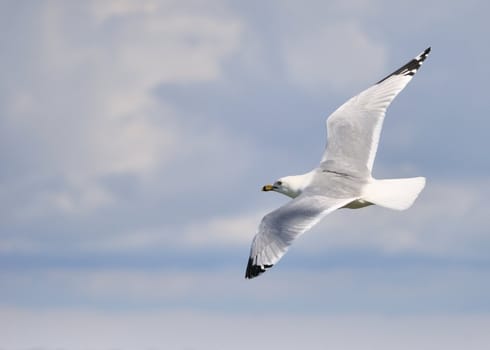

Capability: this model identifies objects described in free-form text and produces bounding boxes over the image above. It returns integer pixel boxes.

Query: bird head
[262,176,305,199]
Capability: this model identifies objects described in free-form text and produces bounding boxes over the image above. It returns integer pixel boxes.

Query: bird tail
[362,177,426,211]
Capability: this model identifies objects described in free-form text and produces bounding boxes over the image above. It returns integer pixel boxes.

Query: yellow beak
[262,184,274,191]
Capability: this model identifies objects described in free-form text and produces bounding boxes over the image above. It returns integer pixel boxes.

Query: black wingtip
[419,46,431,62]
[245,258,273,279]
[376,46,432,84]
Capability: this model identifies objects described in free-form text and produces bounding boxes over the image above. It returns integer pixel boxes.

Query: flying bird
[245,47,431,279]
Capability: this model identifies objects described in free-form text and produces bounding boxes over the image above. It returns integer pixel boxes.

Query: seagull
[245,47,431,279]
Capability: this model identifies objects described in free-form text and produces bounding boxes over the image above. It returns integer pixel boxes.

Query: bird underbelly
[342,199,373,209]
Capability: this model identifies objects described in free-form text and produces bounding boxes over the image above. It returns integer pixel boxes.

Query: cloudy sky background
[1,0,490,349]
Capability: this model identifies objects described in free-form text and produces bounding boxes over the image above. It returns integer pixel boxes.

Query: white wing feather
[245,194,355,278]
[321,47,431,175]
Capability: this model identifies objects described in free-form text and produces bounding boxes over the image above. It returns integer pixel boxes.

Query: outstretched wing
[321,47,431,176]
[245,194,355,279]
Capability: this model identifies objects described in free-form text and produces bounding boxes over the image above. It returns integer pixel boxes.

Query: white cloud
[1,1,243,215]
[77,208,263,253]
[183,210,263,246]
[282,21,387,92]
[2,306,490,350]
[90,0,160,21]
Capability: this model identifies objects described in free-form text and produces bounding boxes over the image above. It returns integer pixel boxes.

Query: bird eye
[276,181,282,186]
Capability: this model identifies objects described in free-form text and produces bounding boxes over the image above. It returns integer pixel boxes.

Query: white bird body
[246,47,431,279]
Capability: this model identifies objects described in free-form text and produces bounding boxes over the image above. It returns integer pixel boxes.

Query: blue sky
[1,0,490,349]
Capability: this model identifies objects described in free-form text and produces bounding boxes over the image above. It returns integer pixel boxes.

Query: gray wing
[245,194,355,279]
[321,47,431,176]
